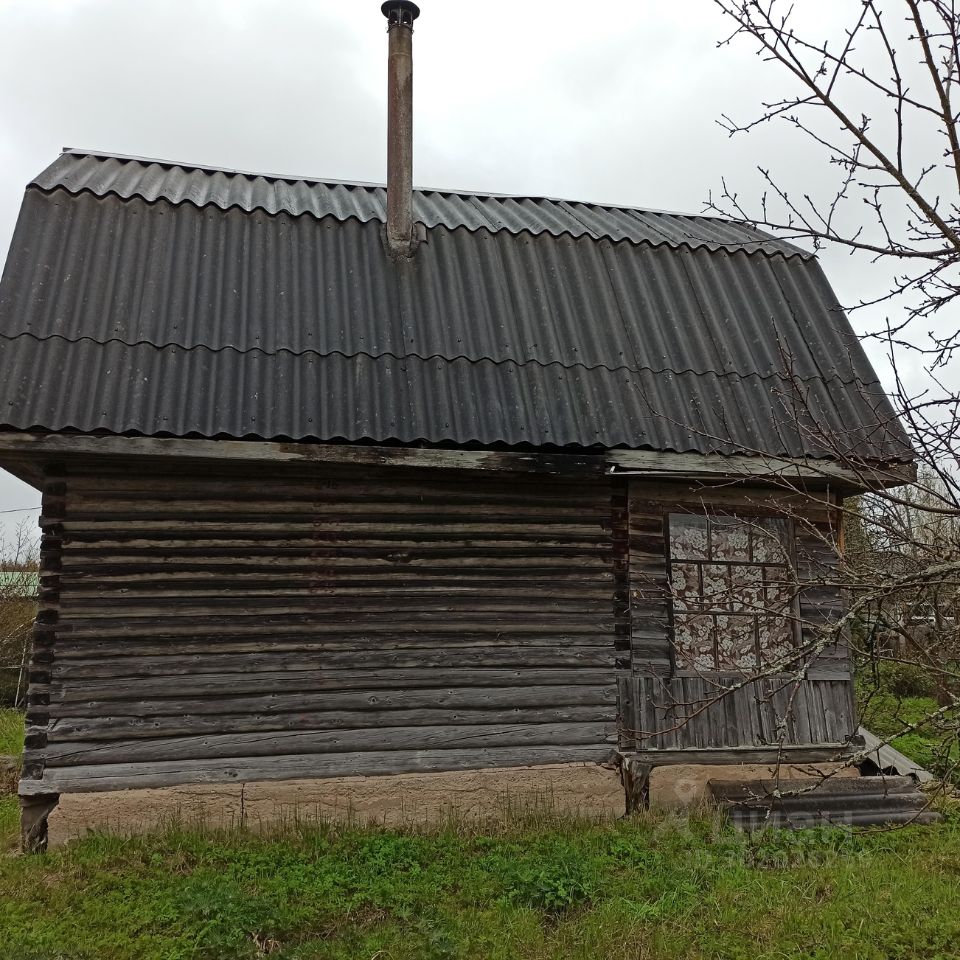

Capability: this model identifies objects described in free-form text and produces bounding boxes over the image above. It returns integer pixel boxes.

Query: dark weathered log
[59,580,614,601]
[43,721,619,766]
[56,615,612,646]
[68,471,605,495]
[53,635,618,659]
[51,683,618,719]
[48,668,616,702]
[51,646,616,680]
[68,498,611,519]
[20,746,617,795]
[63,522,611,539]
[55,618,616,641]
[49,704,616,742]
[60,554,613,574]
[55,600,613,623]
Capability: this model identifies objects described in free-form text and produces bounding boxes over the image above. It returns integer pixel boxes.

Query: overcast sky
[0,0,946,543]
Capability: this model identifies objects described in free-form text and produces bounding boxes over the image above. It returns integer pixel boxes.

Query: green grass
[860,692,956,768]
[0,808,958,960]
[0,795,16,855]
[0,709,24,757]
[858,684,959,785]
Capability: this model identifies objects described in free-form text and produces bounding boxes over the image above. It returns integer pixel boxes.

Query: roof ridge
[0,330,888,392]
[54,147,719,215]
[27,182,813,262]
[48,149,811,257]
[59,147,389,191]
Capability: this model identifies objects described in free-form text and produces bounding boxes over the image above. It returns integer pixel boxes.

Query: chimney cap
[381,1,420,27]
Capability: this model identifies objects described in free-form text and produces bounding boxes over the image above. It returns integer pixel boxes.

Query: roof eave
[0,429,916,492]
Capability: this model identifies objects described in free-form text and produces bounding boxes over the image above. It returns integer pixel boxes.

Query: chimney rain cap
[382,1,420,27]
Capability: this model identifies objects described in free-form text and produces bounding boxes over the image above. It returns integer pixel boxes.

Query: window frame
[664,510,803,677]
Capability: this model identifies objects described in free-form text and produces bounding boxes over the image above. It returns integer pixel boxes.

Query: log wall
[21,462,619,795]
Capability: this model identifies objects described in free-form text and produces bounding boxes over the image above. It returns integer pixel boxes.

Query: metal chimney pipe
[381,1,420,257]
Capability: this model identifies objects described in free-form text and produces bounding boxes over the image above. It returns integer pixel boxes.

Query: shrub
[873,662,940,699]
[0,601,32,707]
[0,527,39,709]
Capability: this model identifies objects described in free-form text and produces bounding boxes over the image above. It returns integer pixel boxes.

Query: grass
[0,795,17,846]
[860,691,959,778]
[0,807,958,960]
[0,708,23,854]
[0,708,24,757]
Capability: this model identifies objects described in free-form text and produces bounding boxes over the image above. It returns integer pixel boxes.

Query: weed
[500,856,594,913]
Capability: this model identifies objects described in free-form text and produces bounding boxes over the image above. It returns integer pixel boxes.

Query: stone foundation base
[649,762,858,809]
[36,759,862,847]
[45,762,626,848]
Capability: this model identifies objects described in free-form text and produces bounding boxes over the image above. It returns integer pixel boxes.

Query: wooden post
[20,794,59,853]
[622,757,651,813]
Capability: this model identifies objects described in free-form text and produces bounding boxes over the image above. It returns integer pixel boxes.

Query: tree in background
[0,521,38,709]
[638,0,960,788]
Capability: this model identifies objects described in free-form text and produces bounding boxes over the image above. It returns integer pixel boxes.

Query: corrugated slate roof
[0,149,913,462]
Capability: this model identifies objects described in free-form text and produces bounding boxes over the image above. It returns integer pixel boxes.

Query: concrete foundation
[45,762,625,848]
[37,759,863,847]
[648,762,858,809]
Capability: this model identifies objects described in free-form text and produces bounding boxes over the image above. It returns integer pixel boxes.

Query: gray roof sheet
[0,150,913,462]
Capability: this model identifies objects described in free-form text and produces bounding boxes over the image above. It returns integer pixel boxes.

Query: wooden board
[617,670,856,751]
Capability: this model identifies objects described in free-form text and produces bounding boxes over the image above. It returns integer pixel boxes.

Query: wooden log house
[0,5,915,846]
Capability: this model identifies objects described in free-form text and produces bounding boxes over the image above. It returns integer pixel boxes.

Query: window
[667,513,798,672]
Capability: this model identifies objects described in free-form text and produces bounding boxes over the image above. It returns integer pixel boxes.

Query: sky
[0,0,951,544]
